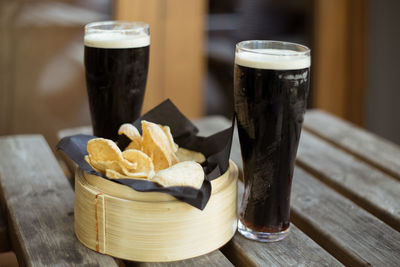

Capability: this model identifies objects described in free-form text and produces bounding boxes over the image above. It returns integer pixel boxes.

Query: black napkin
[56,99,234,210]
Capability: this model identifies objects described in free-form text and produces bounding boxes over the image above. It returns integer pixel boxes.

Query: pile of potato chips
[85,120,206,189]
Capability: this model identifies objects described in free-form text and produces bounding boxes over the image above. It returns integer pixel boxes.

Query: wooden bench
[0,110,399,266]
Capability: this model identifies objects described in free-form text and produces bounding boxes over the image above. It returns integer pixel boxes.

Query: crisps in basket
[85,120,206,189]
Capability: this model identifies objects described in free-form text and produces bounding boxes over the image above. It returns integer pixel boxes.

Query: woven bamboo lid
[74,160,238,262]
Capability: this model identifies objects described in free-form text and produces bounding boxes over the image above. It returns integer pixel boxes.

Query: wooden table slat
[222,226,343,267]
[297,130,400,231]
[291,167,400,266]
[0,135,118,267]
[127,250,233,267]
[304,109,400,181]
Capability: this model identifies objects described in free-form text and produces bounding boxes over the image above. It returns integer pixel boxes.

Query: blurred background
[0,0,399,151]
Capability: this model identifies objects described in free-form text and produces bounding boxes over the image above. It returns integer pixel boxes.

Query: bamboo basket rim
[79,160,235,203]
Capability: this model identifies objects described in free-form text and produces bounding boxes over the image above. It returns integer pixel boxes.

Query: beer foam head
[235,49,310,70]
[84,31,150,49]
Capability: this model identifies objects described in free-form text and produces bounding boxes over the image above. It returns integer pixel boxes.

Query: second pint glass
[234,40,311,242]
[84,21,150,140]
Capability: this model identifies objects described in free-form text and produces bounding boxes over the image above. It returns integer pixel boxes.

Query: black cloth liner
[57,99,234,210]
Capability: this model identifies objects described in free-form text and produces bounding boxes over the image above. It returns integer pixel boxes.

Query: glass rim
[236,40,310,56]
[85,21,149,32]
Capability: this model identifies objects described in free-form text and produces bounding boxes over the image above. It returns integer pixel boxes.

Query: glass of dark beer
[84,21,150,140]
[234,40,310,242]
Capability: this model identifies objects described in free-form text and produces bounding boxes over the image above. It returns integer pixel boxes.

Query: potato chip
[84,155,102,172]
[87,138,122,162]
[88,157,149,177]
[86,121,207,184]
[142,121,177,171]
[176,147,206,164]
[126,171,153,179]
[86,157,124,173]
[118,123,142,150]
[150,161,204,189]
[125,141,141,151]
[122,149,154,174]
[86,138,137,171]
[105,168,149,180]
[160,126,179,164]
[159,125,178,153]
[105,168,126,179]
[118,123,141,141]
[85,161,147,179]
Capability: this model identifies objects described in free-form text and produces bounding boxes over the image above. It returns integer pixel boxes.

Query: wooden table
[0,110,399,266]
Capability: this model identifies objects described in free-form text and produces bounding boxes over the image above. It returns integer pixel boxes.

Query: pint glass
[234,40,310,242]
[84,21,150,140]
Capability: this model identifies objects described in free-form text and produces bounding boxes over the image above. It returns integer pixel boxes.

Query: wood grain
[291,167,400,266]
[303,110,400,181]
[297,130,400,231]
[222,226,342,267]
[0,135,117,266]
[222,182,342,267]
[123,249,233,267]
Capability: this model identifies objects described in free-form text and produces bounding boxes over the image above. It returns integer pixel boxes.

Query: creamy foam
[235,49,310,70]
[84,32,150,49]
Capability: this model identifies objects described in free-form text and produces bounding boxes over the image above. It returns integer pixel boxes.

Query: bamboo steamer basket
[74,160,238,262]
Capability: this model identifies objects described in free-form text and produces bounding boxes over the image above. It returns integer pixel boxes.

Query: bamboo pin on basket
[74,160,238,262]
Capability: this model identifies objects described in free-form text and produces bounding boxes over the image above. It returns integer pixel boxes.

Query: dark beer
[84,23,150,140]
[234,43,310,241]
